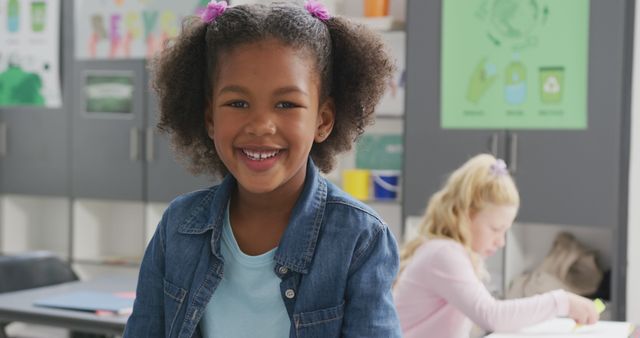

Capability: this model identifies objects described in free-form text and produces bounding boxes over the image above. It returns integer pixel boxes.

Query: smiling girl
[124,1,401,337]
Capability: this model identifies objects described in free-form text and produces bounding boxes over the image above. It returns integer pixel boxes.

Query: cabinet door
[512,0,630,228]
[145,85,215,202]
[403,0,506,219]
[0,110,3,191]
[72,60,146,200]
[0,108,69,195]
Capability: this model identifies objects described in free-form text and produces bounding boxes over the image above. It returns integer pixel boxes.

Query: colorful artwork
[441,0,589,129]
[75,0,208,59]
[0,0,62,107]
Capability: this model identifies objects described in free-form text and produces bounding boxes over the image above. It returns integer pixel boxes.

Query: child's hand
[567,293,599,325]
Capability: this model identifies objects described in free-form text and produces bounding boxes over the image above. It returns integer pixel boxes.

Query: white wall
[626,0,640,323]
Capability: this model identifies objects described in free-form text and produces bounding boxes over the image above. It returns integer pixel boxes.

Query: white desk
[0,275,137,337]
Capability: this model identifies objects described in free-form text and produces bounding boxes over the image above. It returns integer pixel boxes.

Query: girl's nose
[245,111,276,136]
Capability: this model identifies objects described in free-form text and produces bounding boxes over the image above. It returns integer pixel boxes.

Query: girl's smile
[238,147,283,172]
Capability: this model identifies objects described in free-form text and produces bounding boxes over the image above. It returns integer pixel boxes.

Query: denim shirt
[123,160,402,338]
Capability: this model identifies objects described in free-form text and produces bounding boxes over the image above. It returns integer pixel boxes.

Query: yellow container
[364,0,389,17]
[342,169,370,200]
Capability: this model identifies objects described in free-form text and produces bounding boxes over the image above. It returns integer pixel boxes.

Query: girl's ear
[315,97,336,143]
[205,105,215,140]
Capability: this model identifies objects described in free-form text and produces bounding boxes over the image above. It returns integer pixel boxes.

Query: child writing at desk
[124,1,401,337]
[393,154,599,338]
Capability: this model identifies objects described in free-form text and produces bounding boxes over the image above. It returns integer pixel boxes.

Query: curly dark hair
[152,2,395,177]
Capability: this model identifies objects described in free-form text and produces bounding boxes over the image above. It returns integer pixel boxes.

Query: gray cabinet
[70,60,214,202]
[71,60,146,200]
[403,0,631,319]
[145,88,214,202]
[0,108,69,196]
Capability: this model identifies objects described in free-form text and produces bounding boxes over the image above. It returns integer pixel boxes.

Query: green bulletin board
[441,0,590,129]
[356,134,403,170]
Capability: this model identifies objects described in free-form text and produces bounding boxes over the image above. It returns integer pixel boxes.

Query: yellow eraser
[594,298,606,314]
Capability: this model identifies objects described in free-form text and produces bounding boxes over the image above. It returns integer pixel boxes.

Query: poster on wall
[74,0,208,60]
[441,0,589,129]
[0,0,62,107]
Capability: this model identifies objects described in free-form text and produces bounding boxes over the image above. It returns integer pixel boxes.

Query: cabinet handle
[489,133,499,157]
[130,127,140,161]
[146,126,154,162]
[508,132,518,174]
[0,122,7,157]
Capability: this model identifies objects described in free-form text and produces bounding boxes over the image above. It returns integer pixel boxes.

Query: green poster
[356,134,403,170]
[85,73,134,114]
[441,0,589,129]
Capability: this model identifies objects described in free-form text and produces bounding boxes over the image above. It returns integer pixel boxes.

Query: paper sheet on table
[486,318,634,338]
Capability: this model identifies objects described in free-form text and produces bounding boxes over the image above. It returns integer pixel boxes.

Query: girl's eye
[228,101,248,108]
[276,101,298,109]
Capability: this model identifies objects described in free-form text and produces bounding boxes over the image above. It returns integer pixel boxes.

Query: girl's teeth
[243,149,279,160]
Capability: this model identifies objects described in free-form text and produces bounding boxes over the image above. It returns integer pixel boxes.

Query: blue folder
[34,291,134,315]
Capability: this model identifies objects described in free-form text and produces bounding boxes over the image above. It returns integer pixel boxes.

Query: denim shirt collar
[176,159,327,274]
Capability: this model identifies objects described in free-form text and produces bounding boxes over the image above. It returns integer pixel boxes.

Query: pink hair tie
[200,0,228,24]
[305,0,331,22]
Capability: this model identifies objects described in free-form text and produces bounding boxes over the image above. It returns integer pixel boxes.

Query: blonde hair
[399,153,520,279]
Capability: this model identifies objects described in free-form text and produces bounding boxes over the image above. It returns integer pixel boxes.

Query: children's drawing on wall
[0,0,61,107]
[75,0,206,60]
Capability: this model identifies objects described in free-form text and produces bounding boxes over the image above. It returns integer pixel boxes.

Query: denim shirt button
[285,289,295,299]
[278,266,288,275]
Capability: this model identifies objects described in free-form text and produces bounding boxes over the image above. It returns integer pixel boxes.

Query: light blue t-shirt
[200,205,290,338]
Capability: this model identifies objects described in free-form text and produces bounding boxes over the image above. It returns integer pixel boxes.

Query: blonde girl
[393,154,598,338]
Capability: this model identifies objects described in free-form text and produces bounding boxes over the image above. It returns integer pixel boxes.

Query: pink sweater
[393,239,569,338]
